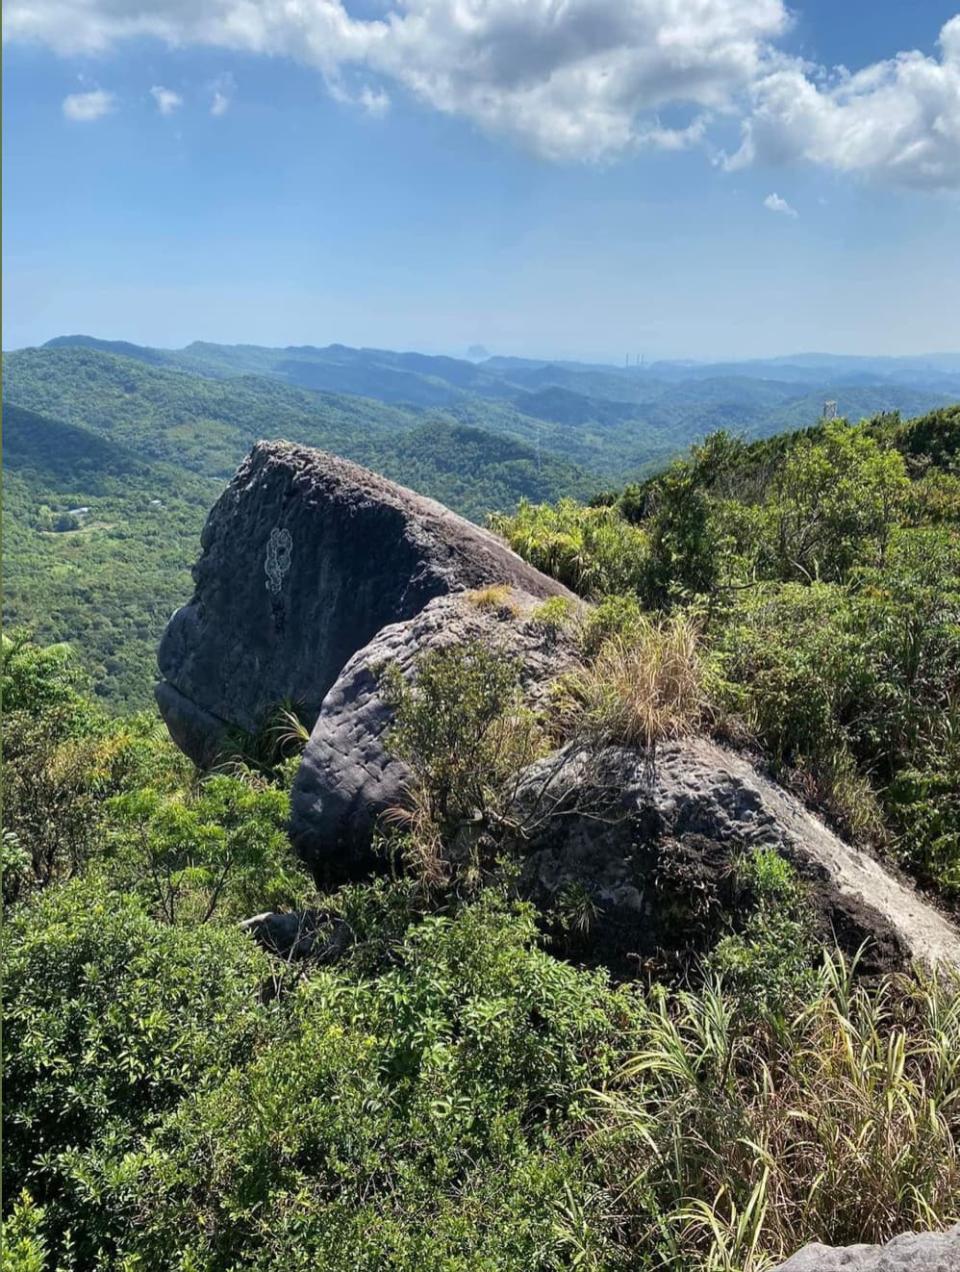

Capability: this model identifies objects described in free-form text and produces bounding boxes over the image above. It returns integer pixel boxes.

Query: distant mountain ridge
[34,334,960,476]
[5,335,960,710]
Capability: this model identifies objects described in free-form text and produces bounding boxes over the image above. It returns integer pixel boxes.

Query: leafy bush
[2,877,276,1266]
[707,849,818,1009]
[106,774,312,924]
[490,498,648,597]
[381,641,547,891]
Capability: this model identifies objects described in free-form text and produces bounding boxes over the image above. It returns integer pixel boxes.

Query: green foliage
[381,641,546,890]
[768,420,909,582]
[594,960,960,1268]
[527,594,574,634]
[503,409,960,899]
[490,498,648,597]
[708,850,818,1009]
[0,1192,48,1272]
[1,877,277,1266]
[1,635,185,906]
[106,776,312,924]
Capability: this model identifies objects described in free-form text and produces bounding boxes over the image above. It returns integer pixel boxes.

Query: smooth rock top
[774,1224,960,1271]
[156,441,573,765]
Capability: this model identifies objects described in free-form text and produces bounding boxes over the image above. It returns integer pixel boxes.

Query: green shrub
[527,594,574,634]
[490,498,648,597]
[707,849,818,1009]
[105,774,312,924]
[71,894,638,1271]
[578,592,644,659]
[2,877,275,1266]
[381,641,547,891]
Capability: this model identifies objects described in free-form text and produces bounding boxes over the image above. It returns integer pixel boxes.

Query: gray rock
[239,908,352,961]
[517,739,960,973]
[157,441,573,766]
[289,588,581,877]
[774,1224,960,1270]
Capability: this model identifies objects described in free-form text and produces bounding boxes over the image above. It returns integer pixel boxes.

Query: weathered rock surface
[774,1224,960,1271]
[157,441,573,766]
[289,588,581,877]
[517,740,960,973]
[239,908,352,962]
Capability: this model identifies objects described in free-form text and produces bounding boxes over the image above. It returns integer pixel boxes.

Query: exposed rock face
[156,441,573,766]
[159,444,960,977]
[239,909,352,962]
[774,1225,960,1271]
[289,588,581,877]
[517,740,960,974]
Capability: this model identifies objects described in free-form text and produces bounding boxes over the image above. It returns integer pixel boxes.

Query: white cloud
[150,84,182,114]
[62,87,115,122]
[727,16,960,190]
[7,0,791,159]
[11,3,960,186]
[209,72,234,117]
[763,191,797,217]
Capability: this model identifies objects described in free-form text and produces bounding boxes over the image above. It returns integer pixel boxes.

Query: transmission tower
[822,400,838,421]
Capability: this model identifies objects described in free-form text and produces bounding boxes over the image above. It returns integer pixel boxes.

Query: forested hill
[35,334,960,476]
[5,336,959,711]
[2,352,595,708]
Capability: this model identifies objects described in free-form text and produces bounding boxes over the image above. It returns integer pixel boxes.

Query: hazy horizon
[11,332,960,369]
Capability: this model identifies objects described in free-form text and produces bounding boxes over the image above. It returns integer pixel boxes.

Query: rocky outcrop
[159,443,960,976]
[517,740,960,973]
[239,908,352,962]
[289,588,581,877]
[774,1225,960,1271]
[156,441,573,766]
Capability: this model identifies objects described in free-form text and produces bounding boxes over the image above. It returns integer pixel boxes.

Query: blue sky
[4,0,959,360]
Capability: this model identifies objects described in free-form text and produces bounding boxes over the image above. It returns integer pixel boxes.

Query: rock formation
[516,741,960,973]
[156,440,573,766]
[160,442,960,976]
[289,587,581,876]
[774,1224,960,1271]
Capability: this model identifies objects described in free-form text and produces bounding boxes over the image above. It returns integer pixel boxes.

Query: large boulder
[289,588,581,878]
[156,441,573,766]
[774,1225,960,1271]
[516,740,960,974]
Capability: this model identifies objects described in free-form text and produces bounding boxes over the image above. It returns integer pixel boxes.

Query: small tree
[769,421,909,582]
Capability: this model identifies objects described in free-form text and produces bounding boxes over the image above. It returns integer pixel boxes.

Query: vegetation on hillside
[4,402,960,1270]
[493,405,960,903]
[3,359,595,708]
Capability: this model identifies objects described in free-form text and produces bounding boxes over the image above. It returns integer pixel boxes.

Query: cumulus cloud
[150,84,182,114]
[62,87,115,121]
[7,0,791,159]
[763,191,797,217]
[727,16,960,190]
[10,2,960,185]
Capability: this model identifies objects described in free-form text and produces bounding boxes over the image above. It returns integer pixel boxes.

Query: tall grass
[559,614,706,750]
[591,956,960,1269]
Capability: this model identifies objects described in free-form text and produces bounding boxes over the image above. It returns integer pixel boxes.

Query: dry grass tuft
[466,584,520,616]
[559,614,705,750]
